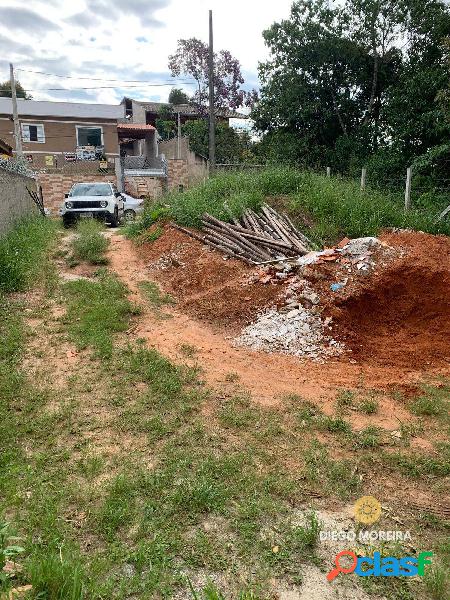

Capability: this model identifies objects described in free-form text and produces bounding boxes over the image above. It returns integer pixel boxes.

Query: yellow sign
[99,160,108,170]
[45,155,54,167]
[354,496,382,525]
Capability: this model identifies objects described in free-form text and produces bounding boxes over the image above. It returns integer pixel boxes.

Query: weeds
[130,168,449,244]
[138,281,174,307]
[410,384,449,419]
[71,220,109,264]
[0,216,55,292]
[423,564,449,600]
[358,397,379,414]
[62,270,138,357]
[354,426,381,449]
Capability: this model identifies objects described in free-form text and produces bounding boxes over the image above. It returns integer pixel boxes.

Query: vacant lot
[0,175,449,600]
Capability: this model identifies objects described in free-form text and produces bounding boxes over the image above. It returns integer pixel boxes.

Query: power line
[15,68,194,85]
[0,83,196,95]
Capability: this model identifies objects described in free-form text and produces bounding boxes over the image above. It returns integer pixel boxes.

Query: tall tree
[168,38,255,113]
[253,0,450,177]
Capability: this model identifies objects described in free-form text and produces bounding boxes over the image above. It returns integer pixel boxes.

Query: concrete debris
[234,307,343,361]
[341,236,382,256]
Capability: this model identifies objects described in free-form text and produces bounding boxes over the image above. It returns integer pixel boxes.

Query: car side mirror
[115,191,121,197]
[65,193,69,198]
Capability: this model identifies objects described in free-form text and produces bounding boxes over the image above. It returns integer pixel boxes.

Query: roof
[0,137,12,155]
[0,98,124,120]
[124,98,247,119]
[117,123,156,132]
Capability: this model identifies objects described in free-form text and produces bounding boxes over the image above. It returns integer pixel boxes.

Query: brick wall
[0,167,38,236]
[124,175,165,199]
[37,172,117,214]
[167,159,189,192]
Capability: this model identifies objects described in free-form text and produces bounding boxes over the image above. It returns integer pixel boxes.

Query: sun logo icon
[354,496,382,525]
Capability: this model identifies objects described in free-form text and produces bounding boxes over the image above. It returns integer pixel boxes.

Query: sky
[0,0,294,106]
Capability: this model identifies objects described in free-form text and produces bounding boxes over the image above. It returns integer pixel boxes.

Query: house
[121,97,246,127]
[0,98,124,168]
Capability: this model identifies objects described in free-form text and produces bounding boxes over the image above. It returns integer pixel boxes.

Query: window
[70,183,113,197]
[76,126,103,147]
[22,123,45,143]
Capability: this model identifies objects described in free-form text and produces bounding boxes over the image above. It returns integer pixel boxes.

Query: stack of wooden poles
[173,204,313,265]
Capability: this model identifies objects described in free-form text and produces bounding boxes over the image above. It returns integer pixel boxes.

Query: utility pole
[10,63,23,157]
[208,9,216,172]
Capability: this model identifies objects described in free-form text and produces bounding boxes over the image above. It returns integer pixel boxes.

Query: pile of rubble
[234,237,393,360]
[235,305,342,361]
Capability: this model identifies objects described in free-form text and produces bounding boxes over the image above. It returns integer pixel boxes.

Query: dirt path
[106,233,447,429]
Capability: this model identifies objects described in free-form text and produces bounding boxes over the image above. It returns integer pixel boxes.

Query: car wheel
[124,209,136,222]
[109,207,119,228]
[62,215,75,228]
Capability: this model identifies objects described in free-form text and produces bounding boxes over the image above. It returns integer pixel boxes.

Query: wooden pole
[404,166,412,211]
[326,166,331,177]
[10,63,23,157]
[361,167,366,190]
[208,10,216,172]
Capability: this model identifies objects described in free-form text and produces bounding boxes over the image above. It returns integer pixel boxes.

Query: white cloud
[0,0,293,105]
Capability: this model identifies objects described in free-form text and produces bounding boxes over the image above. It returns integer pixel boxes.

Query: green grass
[71,220,109,265]
[410,384,450,419]
[138,281,174,307]
[62,270,139,358]
[0,216,56,292]
[129,168,450,245]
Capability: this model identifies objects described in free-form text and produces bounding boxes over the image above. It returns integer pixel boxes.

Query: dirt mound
[141,226,450,370]
[329,232,450,368]
[140,225,282,329]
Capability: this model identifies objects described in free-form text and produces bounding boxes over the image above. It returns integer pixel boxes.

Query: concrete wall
[167,159,189,192]
[0,167,37,236]
[159,137,208,186]
[37,172,117,214]
[124,175,165,198]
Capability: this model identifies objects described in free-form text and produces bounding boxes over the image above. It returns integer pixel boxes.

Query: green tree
[253,0,450,180]
[0,80,31,99]
[168,88,190,105]
[183,120,253,163]
[155,104,176,140]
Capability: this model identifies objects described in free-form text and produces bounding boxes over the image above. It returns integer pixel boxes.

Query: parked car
[121,193,145,222]
[61,182,124,228]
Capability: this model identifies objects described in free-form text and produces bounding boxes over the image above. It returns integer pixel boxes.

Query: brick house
[0,98,124,168]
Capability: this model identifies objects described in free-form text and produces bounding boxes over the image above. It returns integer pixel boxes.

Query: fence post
[404,166,412,211]
[326,166,331,177]
[360,167,366,191]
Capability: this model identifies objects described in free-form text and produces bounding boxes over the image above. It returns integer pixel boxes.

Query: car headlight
[65,201,73,209]
[100,200,108,208]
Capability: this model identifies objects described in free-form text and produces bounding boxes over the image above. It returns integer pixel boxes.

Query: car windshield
[70,183,112,197]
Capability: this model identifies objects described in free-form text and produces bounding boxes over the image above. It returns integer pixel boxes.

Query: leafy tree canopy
[0,80,31,99]
[183,120,253,164]
[253,0,450,181]
[168,38,257,113]
[168,88,190,105]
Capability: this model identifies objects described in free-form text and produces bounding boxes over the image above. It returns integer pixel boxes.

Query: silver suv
[61,182,124,228]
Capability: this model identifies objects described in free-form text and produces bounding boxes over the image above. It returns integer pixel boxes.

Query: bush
[71,220,109,264]
[0,217,55,293]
